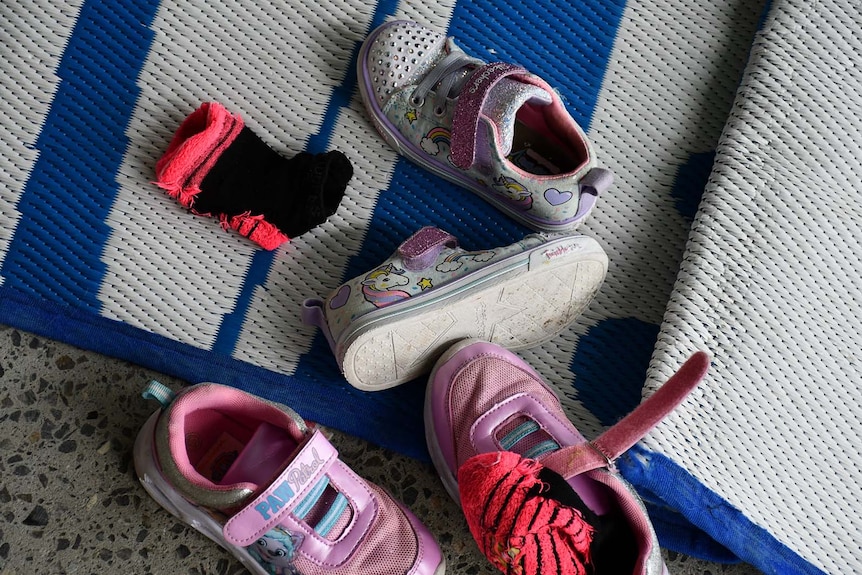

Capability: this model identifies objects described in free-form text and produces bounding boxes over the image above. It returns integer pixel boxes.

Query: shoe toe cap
[362,20,449,110]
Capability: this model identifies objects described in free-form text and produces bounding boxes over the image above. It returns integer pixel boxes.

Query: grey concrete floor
[0,324,762,574]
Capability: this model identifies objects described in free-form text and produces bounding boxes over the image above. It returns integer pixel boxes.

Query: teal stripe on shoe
[523,439,561,460]
[499,421,541,450]
[293,476,330,519]
[315,493,348,538]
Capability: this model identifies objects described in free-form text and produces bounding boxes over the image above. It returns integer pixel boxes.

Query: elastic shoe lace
[410,52,483,114]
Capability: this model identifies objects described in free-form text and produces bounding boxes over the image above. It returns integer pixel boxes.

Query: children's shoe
[302,226,608,391]
[133,381,445,575]
[425,340,710,575]
[357,20,612,232]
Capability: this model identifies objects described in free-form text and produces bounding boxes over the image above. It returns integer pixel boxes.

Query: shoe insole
[508,120,587,175]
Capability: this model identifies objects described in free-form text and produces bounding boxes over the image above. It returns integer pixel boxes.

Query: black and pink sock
[155,102,352,250]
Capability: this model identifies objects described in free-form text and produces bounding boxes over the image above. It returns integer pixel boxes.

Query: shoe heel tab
[301,298,337,354]
[141,379,177,409]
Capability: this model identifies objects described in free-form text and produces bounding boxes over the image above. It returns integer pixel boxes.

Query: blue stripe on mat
[0,0,161,312]
[448,0,627,131]
[619,445,827,575]
[213,0,402,356]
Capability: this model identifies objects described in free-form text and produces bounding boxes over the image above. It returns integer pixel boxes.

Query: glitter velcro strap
[450,62,530,170]
[397,226,458,271]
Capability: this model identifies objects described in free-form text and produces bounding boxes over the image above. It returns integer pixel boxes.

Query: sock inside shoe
[499,419,641,574]
[538,467,640,574]
[458,451,595,574]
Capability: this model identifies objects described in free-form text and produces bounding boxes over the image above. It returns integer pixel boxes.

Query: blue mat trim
[619,445,827,574]
[0,283,429,458]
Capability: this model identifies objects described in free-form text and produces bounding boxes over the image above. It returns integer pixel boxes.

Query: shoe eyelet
[433,106,445,117]
[410,94,425,107]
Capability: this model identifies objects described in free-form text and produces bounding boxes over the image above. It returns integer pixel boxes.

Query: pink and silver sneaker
[425,340,710,575]
[134,381,445,575]
[357,20,613,232]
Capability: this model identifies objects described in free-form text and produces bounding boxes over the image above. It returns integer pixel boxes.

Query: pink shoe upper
[425,340,709,575]
[152,383,443,575]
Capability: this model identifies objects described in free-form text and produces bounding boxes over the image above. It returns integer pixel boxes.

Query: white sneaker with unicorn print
[357,20,613,232]
[302,226,608,390]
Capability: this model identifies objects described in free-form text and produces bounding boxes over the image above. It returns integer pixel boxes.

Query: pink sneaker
[134,381,445,575]
[425,340,709,575]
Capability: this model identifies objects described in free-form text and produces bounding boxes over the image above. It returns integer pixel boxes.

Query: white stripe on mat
[520,0,764,438]
[644,0,862,572]
[233,3,460,371]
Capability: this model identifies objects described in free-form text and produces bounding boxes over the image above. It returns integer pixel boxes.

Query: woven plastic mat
[618,0,861,573]
[0,0,784,567]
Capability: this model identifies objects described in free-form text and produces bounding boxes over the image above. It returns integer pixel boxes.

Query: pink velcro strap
[542,351,709,479]
[538,442,612,480]
[397,226,458,271]
[222,429,337,546]
[450,63,530,170]
[593,351,711,460]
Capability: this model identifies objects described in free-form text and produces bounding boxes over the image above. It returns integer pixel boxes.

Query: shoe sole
[356,21,595,233]
[339,236,608,390]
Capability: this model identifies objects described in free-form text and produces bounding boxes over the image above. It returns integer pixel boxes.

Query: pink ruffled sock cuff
[155,102,244,209]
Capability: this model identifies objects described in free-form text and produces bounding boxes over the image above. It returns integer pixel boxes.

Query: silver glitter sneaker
[357,20,613,232]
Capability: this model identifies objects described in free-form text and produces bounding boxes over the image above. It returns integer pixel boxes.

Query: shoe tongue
[481,78,552,156]
[220,421,299,488]
[220,425,353,541]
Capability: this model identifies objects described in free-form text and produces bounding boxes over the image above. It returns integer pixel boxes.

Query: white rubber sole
[339,236,608,391]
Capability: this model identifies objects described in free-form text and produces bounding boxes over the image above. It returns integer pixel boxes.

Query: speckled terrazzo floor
[0,325,763,575]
